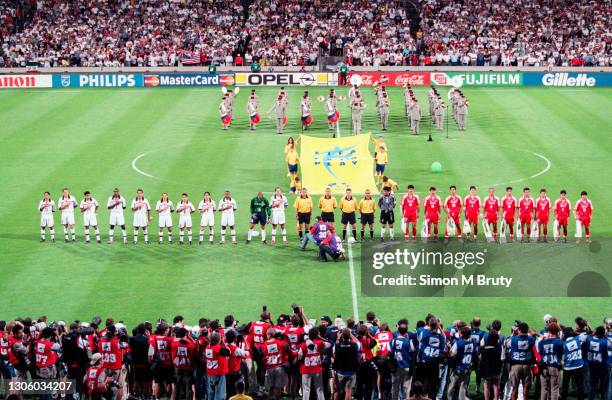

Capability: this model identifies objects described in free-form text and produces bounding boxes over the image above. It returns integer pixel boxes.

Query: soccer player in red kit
[444,185,463,239]
[484,187,501,241]
[518,188,535,241]
[464,186,481,240]
[501,187,518,241]
[250,310,272,395]
[574,190,593,243]
[423,187,441,240]
[536,189,551,242]
[401,185,420,241]
[554,190,571,242]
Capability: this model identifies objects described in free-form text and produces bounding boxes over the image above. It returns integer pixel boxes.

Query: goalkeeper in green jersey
[247,191,271,244]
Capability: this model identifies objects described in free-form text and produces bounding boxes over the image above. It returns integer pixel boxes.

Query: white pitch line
[487,151,552,187]
[131,153,156,178]
[335,119,360,319]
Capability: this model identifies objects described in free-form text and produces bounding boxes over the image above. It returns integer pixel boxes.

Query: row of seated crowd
[0,0,610,68]
[0,310,610,400]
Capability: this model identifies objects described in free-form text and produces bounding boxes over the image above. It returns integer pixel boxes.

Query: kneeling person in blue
[300,216,330,250]
[319,227,345,262]
[247,192,270,244]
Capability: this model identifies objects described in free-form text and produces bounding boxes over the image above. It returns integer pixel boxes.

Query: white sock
[40,229,45,240]
[85,228,90,241]
[209,228,214,242]
[188,230,192,243]
[64,227,68,240]
[70,228,75,240]
[261,229,266,241]
[248,228,253,240]
[221,228,226,242]
[133,230,139,243]
[143,229,148,242]
[180,231,184,243]
[271,228,276,240]
[50,228,55,240]
[381,227,385,238]
[282,228,287,241]
[168,232,173,242]
[231,229,236,241]
[390,227,395,238]
[200,229,204,242]
[109,230,114,242]
[159,233,163,243]
[122,229,127,238]
[94,229,100,241]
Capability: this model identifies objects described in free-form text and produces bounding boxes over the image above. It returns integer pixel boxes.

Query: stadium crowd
[1,0,610,68]
[0,311,610,400]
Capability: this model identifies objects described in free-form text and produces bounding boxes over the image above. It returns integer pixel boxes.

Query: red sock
[457,224,462,236]
[585,227,590,237]
[434,225,439,235]
[562,225,567,236]
[412,225,417,237]
[543,226,547,235]
[509,224,514,235]
[527,226,531,235]
[473,224,478,236]
[493,223,498,235]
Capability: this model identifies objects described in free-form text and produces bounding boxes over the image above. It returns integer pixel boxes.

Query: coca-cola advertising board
[343,72,430,86]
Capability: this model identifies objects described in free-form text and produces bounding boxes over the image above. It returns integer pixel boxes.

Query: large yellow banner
[300,133,376,195]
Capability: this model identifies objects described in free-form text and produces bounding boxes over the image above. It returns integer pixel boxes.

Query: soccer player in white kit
[58,187,78,242]
[131,189,152,244]
[198,191,216,245]
[39,191,56,242]
[80,191,100,243]
[270,187,288,244]
[156,192,174,244]
[176,193,195,245]
[218,190,237,245]
[107,187,127,244]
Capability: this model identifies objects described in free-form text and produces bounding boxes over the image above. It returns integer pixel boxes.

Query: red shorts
[404,213,417,224]
[448,213,460,225]
[536,215,549,225]
[485,214,498,224]
[579,218,591,228]
[426,214,439,224]
[466,214,478,225]
[556,217,568,226]
[520,214,532,225]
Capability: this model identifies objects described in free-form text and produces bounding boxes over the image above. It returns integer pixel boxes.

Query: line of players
[39,185,594,246]
[400,185,593,243]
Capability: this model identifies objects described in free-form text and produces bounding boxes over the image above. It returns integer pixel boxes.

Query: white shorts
[271,212,286,225]
[200,213,215,227]
[83,214,98,227]
[109,213,125,226]
[158,214,173,228]
[179,215,193,229]
[133,214,149,228]
[61,212,75,225]
[40,214,54,228]
[221,213,235,227]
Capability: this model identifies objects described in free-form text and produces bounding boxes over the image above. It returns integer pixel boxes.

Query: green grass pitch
[0,85,610,330]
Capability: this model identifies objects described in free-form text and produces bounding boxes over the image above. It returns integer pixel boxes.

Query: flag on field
[482,219,494,242]
[300,133,376,195]
[553,220,560,241]
[463,219,471,235]
[530,221,539,240]
[221,114,232,126]
[302,114,313,126]
[446,218,456,236]
[179,50,200,65]
[421,219,428,241]
[250,113,261,124]
[327,110,340,123]
[516,221,523,240]
[499,221,507,243]
[575,220,582,238]
[283,115,287,125]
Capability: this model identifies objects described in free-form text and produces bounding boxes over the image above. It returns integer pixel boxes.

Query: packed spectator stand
[1,0,610,69]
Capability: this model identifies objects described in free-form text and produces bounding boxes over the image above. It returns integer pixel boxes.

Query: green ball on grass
[431,162,442,173]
